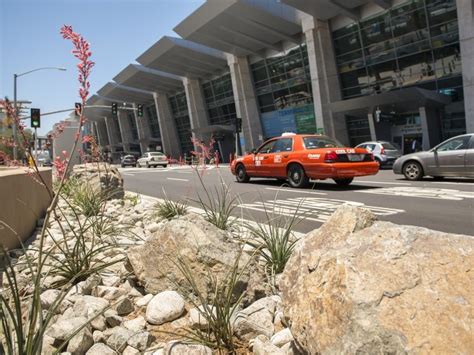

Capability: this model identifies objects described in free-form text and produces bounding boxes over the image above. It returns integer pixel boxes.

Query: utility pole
[13,74,18,160]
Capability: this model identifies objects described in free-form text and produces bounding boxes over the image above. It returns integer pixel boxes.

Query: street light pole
[13,73,18,160]
[12,66,66,161]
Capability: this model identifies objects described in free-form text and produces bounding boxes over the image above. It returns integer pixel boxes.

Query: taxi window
[258,140,276,154]
[303,137,343,149]
[271,138,293,153]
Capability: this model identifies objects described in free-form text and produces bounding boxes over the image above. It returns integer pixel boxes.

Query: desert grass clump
[245,198,302,274]
[69,183,109,217]
[169,250,253,352]
[193,174,239,231]
[153,198,188,220]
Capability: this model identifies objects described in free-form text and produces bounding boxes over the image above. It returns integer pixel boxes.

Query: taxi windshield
[303,136,343,149]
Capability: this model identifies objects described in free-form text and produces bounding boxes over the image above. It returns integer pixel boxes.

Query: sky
[0,0,205,135]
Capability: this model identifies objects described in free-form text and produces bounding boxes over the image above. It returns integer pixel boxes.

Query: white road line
[122,173,135,176]
[435,181,474,186]
[358,186,474,200]
[167,177,189,182]
[265,187,327,195]
[354,180,410,185]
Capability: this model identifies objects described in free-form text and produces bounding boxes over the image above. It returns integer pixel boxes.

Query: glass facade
[169,92,193,154]
[145,105,161,139]
[333,0,465,139]
[334,0,462,99]
[250,45,317,139]
[127,113,139,140]
[202,73,237,126]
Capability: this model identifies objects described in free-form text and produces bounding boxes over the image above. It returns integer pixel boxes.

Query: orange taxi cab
[230,133,379,188]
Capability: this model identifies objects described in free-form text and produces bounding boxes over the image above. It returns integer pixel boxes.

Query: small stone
[115,297,134,316]
[85,343,117,355]
[123,346,140,355]
[105,310,123,328]
[46,316,89,342]
[90,315,107,331]
[189,306,215,330]
[40,289,61,310]
[106,327,133,353]
[145,291,185,325]
[66,327,93,354]
[163,342,212,354]
[102,274,121,287]
[92,330,106,343]
[123,316,146,332]
[127,331,152,351]
[271,328,293,347]
[252,335,286,355]
[135,294,153,307]
[95,286,126,300]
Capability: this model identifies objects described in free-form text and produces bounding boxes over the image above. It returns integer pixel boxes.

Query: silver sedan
[393,134,474,180]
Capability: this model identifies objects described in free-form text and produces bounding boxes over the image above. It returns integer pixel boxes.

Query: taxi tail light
[370,153,375,160]
[324,151,339,163]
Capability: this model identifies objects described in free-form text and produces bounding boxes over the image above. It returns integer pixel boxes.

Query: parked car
[137,152,168,168]
[230,133,379,188]
[121,155,137,168]
[393,133,474,180]
[355,141,402,167]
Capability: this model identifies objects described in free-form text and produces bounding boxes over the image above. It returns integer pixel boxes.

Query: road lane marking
[358,186,474,200]
[354,180,410,185]
[238,197,404,223]
[167,177,189,182]
[435,181,474,186]
[122,173,135,176]
[265,187,326,195]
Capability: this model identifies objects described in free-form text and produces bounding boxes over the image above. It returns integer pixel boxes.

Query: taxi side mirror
[251,148,257,154]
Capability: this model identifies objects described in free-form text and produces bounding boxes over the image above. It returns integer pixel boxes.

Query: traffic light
[235,117,242,133]
[137,104,143,117]
[111,102,118,116]
[31,108,41,128]
[75,102,82,117]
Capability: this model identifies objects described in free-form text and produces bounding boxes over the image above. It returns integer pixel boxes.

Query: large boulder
[70,163,124,199]
[127,214,255,298]
[280,206,474,354]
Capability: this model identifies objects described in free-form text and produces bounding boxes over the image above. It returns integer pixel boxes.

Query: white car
[137,152,168,168]
[355,141,401,167]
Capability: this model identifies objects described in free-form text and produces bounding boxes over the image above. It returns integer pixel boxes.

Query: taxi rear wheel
[334,177,354,186]
[287,164,309,188]
[236,164,250,183]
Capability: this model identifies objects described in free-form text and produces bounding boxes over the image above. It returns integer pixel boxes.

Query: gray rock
[127,331,152,351]
[70,163,124,199]
[135,294,153,307]
[145,291,185,325]
[123,346,140,355]
[66,327,94,355]
[252,335,286,355]
[72,296,109,319]
[85,343,117,355]
[233,296,280,340]
[46,316,89,342]
[40,289,61,310]
[95,286,126,300]
[92,330,106,343]
[163,342,212,354]
[106,327,134,353]
[271,328,293,347]
[104,309,123,328]
[188,305,215,330]
[123,316,146,332]
[115,297,134,316]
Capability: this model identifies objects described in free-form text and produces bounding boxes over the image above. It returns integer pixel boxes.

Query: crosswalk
[358,186,474,201]
[238,197,405,223]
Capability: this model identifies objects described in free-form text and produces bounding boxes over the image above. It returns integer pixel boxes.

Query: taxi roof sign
[281,132,296,137]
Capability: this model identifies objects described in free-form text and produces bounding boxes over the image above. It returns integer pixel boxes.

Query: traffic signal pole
[13,73,18,161]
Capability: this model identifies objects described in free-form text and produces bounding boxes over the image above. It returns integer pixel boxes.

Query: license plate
[348,154,364,162]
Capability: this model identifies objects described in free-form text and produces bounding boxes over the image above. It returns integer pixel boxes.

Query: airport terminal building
[84,0,473,162]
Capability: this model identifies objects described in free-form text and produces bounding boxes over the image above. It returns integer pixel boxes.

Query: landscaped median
[1,163,473,354]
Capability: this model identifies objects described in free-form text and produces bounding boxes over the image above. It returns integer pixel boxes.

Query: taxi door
[268,138,293,177]
[253,139,276,176]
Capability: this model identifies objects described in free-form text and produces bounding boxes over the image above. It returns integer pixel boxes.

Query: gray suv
[355,141,401,167]
[393,134,474,180]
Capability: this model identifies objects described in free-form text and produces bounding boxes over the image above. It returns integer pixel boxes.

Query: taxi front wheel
[236,164,250,183]
[288,164,309,188]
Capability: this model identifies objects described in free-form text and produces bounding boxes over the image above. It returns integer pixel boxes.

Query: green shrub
[153,198,188,220]
[69,184,111,217]
[245,199,302,274]
[193,174,239,231]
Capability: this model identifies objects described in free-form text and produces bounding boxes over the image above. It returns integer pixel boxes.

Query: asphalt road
[119,164,474,236]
